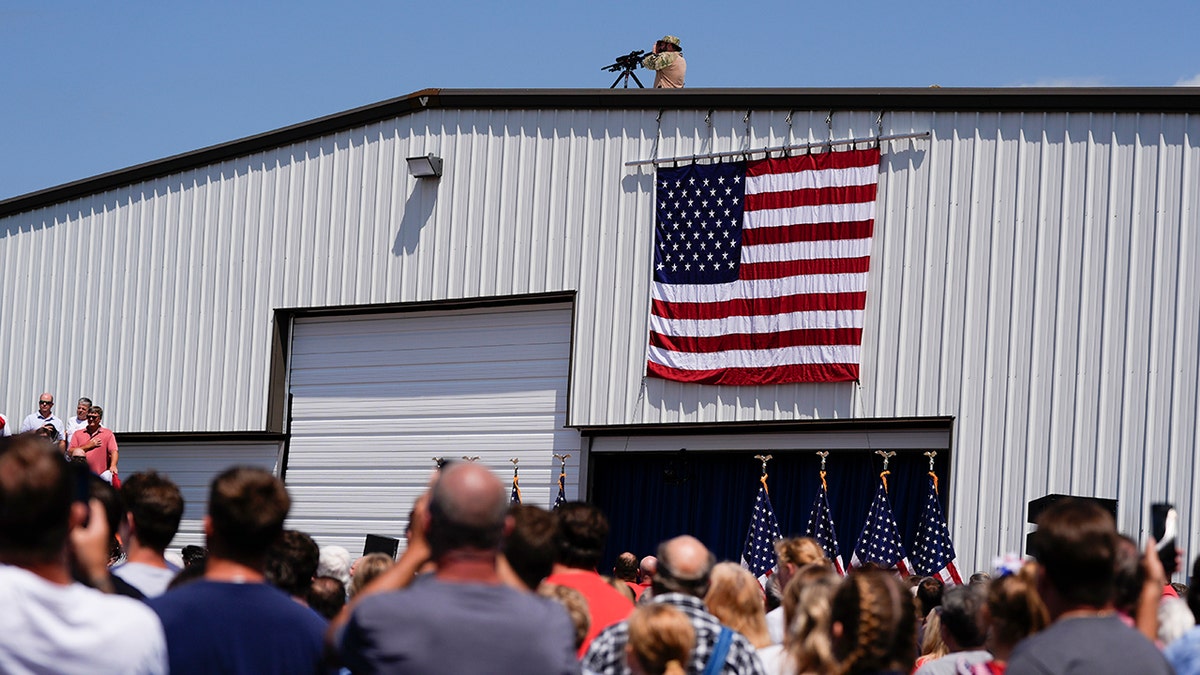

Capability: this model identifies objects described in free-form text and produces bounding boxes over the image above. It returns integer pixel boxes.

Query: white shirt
[64,416,89,443]
[0,564,168,674]
[19,413,64,438]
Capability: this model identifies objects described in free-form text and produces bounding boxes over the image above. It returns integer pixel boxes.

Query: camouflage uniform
[642,52,686,88]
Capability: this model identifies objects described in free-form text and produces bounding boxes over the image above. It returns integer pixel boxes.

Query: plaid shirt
[581,593,765,675]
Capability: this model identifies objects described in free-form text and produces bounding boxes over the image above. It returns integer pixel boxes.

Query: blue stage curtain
[590,449,950,571]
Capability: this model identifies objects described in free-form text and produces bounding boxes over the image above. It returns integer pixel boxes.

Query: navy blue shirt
[149,580,327,675]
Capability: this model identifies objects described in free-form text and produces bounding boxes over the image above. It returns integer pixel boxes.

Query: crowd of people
[2,427,1200,674]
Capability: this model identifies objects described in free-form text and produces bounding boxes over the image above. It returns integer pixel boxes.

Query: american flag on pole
[804,474,846,575]
[909,473,962,585]
[740,477,783,587]
[849,474,912,576]
[511,470,522,504]
[646,148,880,385]
[552,464,567,510]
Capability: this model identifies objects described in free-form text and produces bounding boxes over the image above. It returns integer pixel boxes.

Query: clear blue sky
[2,0,1197,201]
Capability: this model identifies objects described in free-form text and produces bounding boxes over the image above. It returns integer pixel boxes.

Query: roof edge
[3,86,1199,218]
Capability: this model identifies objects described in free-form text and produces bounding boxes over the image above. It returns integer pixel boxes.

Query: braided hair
[830,569,917,675]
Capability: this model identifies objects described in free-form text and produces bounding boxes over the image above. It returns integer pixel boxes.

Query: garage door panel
[285,303,581,553]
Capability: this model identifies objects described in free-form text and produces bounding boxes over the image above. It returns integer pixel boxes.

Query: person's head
[829,568,918,675]
[265,529,320,598]
[426,462,509,561]
[985,564,1049,658]
[782,562,837,633]
[35,423,59,442]
[538,583,591,650]
[655,35,682,53]
[86,472,126,565]
[640,555,658,581]
[317,544,353,588]
[654,535,715,598]
[704,562,771,648]
[181,544,208,568]
[120,471,184,554]
[614,551,639,582]
[968,572,991,586]
[784,569,840,674]
[349,552,395,597]
[75,398,92,420]
[918,607,948,660]
[775,537,827,588]
[502,503,559,590]
[915,576,944,617]
[37,394,54,416]
[0,436,75,566]
[308,576,347,620]
[1112,534,1146,615]
[625,603,694,675]
[554,501,610,570]
[205,466,291,567]
[938,584,987,651]
[1030,497,1118,612]
[85,403,102,429]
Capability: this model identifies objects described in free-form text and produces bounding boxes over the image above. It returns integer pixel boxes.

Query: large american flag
[740,478,783,587]
[849,475,912,576]
[909,474,962,585]
[804,476,846,575]
[646,148,881,385]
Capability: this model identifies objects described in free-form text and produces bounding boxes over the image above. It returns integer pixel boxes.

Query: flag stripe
[740,238,872,264]
[651,309,863,337]
[745,184,877,211]
[650,328,863,353]
[648,344,860,370]
[739,256,871,280]
[650,291,866,321]
[745,149,882,176]
[652,274,869,304]
[647,360,859,385]
[743,202,875,229]
[741,220,874,246]
[745,165,878,194]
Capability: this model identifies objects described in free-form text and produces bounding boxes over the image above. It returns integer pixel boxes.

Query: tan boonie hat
[659,35,681,47]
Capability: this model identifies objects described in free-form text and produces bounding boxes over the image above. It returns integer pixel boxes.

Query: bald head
[428,463,508,559]
[640,555,658,578]
[655,535,715,598]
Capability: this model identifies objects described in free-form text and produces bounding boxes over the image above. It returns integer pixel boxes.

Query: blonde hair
[538,583,591,650]
[703,562,771,648]
[784,570,839,674]
[986,564,1049,655]
[627,604,694,675]
[775,537,827,567]
[918,608,948,659]
[349,552,395,598]
[830,569,917,675]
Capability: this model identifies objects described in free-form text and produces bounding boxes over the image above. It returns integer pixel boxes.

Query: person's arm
[325,491,432,648]
[1136,537,1167,643]
[71,498,116,593]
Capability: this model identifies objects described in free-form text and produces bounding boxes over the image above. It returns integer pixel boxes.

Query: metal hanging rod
[625,130,930,168]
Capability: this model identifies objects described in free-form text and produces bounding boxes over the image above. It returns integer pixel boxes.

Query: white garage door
[285,303,580,555]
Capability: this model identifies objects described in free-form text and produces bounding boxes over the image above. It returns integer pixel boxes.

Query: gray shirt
[1007,614,1172,675]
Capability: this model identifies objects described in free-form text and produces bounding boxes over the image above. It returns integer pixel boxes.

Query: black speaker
[363,534,400,559]
[1025,494,1118,558]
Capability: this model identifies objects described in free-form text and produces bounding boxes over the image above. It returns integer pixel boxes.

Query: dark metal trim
[4,87,1199,217]
[575,415,954,436]
[278,290,576,319]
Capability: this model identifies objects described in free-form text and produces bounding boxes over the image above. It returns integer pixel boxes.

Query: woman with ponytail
[625,603,695,675]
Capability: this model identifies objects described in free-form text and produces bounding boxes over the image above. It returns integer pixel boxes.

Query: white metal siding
[119,440,283,552]
[284,304,579,554]
[2,105,1198,574]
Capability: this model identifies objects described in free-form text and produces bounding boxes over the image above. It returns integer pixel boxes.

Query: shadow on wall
[392,181,438,256]
[638,376,857,420]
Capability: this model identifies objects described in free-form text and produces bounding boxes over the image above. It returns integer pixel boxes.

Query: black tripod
[610,66,644,89]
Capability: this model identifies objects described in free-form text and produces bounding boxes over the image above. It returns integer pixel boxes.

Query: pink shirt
[71,427,119,475]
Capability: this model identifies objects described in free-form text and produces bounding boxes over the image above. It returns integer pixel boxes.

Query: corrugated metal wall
[2,105,1197,573]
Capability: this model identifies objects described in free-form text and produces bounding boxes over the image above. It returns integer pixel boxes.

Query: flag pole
[874,450,896,492]
[924,450,938,492]
[754,453,773,492]
[510,458,521,504]
[553,453,570,509]
[817,450,829,490]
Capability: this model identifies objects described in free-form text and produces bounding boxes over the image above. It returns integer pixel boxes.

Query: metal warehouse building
[2,87,1197,576]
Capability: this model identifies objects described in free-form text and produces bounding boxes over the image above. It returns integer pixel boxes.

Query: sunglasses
[39,400,53,405]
